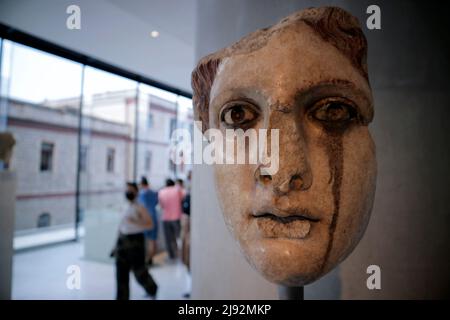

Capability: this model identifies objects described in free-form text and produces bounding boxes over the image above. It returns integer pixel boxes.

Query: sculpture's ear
[192,57,222,133]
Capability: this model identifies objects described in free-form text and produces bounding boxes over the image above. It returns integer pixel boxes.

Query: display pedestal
[0,171,16,299]
[84,208,120,263]
[278,286,304,300]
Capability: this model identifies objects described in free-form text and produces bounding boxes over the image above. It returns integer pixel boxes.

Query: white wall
[191,0,450,300]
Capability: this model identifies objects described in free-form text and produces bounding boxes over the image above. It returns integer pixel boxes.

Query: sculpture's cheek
[320,127,377,273]
[214,163,257,240]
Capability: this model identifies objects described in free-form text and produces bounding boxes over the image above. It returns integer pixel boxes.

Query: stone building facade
[6,90,192,232]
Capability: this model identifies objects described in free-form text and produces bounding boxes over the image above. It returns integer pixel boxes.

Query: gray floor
[12,241,190,300]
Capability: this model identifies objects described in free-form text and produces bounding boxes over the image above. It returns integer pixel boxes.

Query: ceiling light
[150,30,159,38]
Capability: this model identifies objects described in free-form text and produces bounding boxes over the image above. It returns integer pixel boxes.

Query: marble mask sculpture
[192,6,376,286]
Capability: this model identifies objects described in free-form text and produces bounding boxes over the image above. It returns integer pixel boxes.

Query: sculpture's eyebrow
[210,87,264,111]
[296,79,374,123]
[301,79,357,90]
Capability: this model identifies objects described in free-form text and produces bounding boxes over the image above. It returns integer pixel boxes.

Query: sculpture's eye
[310,98,358,128]
[220,103,258,128]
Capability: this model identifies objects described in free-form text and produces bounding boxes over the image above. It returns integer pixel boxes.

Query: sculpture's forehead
[211,24,371,104]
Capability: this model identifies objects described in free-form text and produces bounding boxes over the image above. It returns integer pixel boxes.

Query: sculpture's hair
[191,7,369,132]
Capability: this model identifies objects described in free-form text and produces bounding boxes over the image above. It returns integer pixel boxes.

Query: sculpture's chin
[235,215,366,287]
[238,231,332,287]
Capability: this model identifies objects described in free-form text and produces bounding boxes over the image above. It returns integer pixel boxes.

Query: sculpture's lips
[252,208,319,239]
[252,207,320,222]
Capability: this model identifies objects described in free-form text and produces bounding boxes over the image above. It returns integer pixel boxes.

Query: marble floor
[12,241,191,300]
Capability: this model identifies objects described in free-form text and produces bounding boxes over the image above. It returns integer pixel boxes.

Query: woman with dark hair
[114,182,158,300]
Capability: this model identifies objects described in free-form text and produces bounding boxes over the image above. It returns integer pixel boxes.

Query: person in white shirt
[114,182,158,300]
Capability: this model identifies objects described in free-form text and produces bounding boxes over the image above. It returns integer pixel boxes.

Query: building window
[106,148,115,172]
[169,158,176,173]
[80,146,88,172]
[40,142,54,171]
[189,123,194,141]
[145,151,152,172]
[169,118,177,139]
[147,111,154,128]
[37,212,51,228]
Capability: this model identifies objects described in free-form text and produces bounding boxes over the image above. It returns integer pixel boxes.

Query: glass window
[0,39,192,253]
[0,35,193,299]
[37,212,51,228]
[0,40,83,247]
[169,118,177,138]
[40,142,54,171]
[147,111,154,128]
[174,95,193,179]
[169,157,176,173]
[106,147,115,172]
[145,150,152,172]
[80,67,138,262]
[136,83,179,188]
[1,40,83,103]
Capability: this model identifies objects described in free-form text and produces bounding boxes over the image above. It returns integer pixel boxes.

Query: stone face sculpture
[192,7,376,286]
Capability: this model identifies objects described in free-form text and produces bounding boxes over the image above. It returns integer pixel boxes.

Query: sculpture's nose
[256,108,312,196]
[274,174,305,195]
